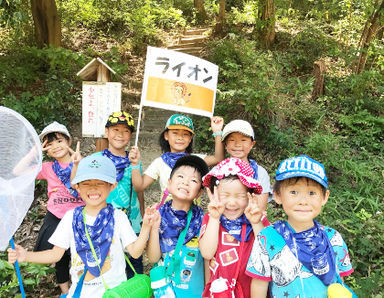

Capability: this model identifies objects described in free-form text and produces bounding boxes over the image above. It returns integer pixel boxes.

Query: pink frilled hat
[203,157,263,194]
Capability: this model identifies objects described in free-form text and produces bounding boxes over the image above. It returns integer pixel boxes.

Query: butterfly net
[0,107,42,250]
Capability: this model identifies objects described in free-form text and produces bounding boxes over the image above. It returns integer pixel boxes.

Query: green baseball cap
[164,114,194,134]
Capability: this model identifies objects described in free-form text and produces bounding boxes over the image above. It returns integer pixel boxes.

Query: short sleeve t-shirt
[253,164,271,194]
[200,214,256,298]
[37,162,84,219]
[246,223,354,298]
[93,152,143,233]
[49,209,137,298]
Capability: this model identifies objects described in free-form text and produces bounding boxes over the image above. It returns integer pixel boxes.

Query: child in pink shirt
[35,121,84,296]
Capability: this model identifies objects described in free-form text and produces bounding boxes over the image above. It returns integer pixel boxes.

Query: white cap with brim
[72,155,116,185]
[39,121,71,141]
[222,119,255,141]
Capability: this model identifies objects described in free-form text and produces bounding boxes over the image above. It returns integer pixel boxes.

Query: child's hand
[244,193,263,225]
[211,116,224,133]
[129,146,141,166]
[41,139,52,153]
[207,186,225,220]
[68,141,82,165]
[142,205,161,229]
[7,244,27,264]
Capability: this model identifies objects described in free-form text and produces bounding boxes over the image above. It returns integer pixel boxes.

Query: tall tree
[194,0,207,23]
[215,0,226,34]
[354,0,384,73]
[256,0,275,48]
[30,0,61,48]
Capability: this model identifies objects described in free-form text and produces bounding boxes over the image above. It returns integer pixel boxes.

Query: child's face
[76,179,116,210]
[225,132,255,161]
[44,133,71,161]
[167,166,202,202]
[274,178,329,232]
[217,178,249,220]
[105,124,132,151]
[164,129,193,153]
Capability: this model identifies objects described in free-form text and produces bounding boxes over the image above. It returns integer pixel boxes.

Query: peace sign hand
[41,139,52,152]
[207,186,225,220]
[68,141,82,165]
[244,192,263,225]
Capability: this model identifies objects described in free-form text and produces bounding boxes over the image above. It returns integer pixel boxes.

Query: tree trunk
[257,0,275,49]
[312,60,326,99]
[30,0,61,48]
[215,0,226,34]
[354,0,384,74]
[194,0,207,23]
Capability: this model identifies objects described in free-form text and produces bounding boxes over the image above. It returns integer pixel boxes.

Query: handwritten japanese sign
[82,82,121,137]
[141,46,219,117]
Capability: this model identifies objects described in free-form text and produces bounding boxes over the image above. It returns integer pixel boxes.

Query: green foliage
[0,254,54,297]
[0,45,86,130]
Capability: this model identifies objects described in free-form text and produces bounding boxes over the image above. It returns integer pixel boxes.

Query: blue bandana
[159,201,203,253]
[52,160,79,198]
[102,149,130,182]
[220,214,253,242]
[274,220,336,286]
[248,159,259,180]
[161,152,188,169]
[72,204,115,277]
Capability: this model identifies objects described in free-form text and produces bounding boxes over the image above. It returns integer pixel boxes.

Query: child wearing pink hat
[199,158,270,298]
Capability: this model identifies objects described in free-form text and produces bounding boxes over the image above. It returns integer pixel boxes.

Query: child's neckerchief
[274,220,336,286]
[72,204,115,277]
[52,160,79,198]
[220,214,253,242]
[159,200,203,253]
[248,159,259,180]
[102,149,130,182]
[161,152,188,169]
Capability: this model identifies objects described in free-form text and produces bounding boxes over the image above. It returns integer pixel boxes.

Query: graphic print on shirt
[222,232,240,246]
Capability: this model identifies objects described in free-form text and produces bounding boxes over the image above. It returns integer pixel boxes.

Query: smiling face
[217,177,249,220]
[76,179,116,212]
[225,132,255,161]
[167,165,203,204]
[274,178,329,232]
[105,124,132,154]
[164,129,193,153]
[44,133,71,162]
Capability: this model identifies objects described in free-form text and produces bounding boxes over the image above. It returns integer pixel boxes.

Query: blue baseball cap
[72,155,116,185]
[275,155,328,188]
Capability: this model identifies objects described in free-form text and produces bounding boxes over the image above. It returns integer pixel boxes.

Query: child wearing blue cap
[246,155,354,298]
[8,155,159,298]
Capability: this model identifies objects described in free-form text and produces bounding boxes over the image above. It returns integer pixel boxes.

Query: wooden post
[312,60,326,99]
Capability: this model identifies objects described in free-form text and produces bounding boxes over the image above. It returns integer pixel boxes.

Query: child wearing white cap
[8,155,159,298]
[246,155,354,298]
[221,120,272,212]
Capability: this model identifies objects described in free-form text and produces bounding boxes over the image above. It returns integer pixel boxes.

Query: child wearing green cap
[246,155,354,298]
[129,114,224,201]
[8,155,159,298]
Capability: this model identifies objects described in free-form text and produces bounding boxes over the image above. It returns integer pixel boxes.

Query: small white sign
[82,82,121,137]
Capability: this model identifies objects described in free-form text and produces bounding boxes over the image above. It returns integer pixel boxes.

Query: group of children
[7,111,354,298]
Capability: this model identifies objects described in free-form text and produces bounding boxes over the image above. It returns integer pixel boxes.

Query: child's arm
[199,186,225,260]
[245,193,264,236]
[129,146,155,192]
[69,142,81,185]
[8,244,65,264]
[146,208,162,263]
[251,278,269,298]
[203,116,225,166]
[126,206,155,259]
[138,191,145,217]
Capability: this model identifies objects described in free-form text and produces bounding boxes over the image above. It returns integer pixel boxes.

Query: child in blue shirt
[146,155,209,297]
[246,155,354,298]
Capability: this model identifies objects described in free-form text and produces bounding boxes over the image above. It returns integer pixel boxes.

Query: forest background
[0,0,383,297]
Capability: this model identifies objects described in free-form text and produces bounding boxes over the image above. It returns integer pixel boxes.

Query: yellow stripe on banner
[145,77,214,113]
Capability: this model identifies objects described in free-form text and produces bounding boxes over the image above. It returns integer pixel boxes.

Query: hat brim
[222,130,254,141]
[203,172,263,194]
[39,130,71,141]
[275,171,328,189]
[72,173,116,185]
[167,125,194,134]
